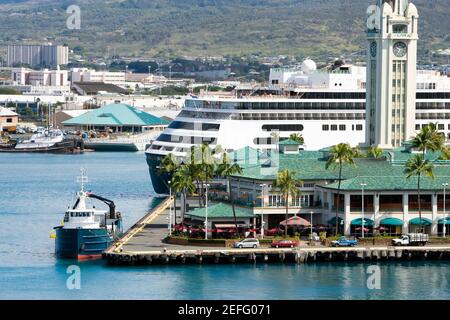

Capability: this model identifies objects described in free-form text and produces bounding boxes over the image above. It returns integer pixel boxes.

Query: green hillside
[0,0,448,60]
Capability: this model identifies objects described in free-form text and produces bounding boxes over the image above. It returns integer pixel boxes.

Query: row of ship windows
[237,113,365,121]
[179,110,366,121]
[185,93,450,110]
[167,121,306,132]
[416,124,450,131]
[235,102,366,110]
[416,113,450,120]
[176,112,450,123]
[322,124,363,131]
[181,102,450,118]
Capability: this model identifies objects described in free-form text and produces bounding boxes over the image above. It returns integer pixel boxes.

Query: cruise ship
[146,59,450,194]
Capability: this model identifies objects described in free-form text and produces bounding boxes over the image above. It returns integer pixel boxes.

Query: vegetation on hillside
[0,0,447,60]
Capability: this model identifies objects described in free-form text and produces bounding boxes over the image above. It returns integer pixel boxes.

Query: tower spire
[365,0,419,149]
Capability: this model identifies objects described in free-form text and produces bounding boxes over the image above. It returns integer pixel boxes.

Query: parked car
[271,239,297,248]
[15,128,26,134]
[330,236,358,247]
[392,233,429,246]
[234,238,260,249]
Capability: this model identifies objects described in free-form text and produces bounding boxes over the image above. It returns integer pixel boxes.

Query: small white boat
[15,129,65,150]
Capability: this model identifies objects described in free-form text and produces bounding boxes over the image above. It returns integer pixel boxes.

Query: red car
[271,240,297,248]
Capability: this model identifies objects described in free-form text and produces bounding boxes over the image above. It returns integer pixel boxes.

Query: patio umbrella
[355,227,370,232]
[279,216,311,227]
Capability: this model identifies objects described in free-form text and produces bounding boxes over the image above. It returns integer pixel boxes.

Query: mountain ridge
[0,0,448,60]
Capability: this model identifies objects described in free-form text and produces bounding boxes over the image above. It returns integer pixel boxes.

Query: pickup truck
[330,236,358,247]
[392,233,429,246]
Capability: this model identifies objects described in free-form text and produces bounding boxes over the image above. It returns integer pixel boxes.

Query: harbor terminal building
[225,141,450,237]
[62,103,169,133]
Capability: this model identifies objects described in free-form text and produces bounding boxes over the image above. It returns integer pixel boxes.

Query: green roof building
[185,202,256,233]
[228,146,450,236]
[62,103,169,133]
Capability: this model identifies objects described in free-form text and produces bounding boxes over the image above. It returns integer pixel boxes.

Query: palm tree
[411,123,444,158]
[272,169,301,238]
[289,133,304,145]
[158,153,179,223]
[172,166,197,224]
[404,154,435,233]
[367,146,384,159]
[409,123,443,232]
[352,146,364,158]
[158,153,178,185]
[216,153,243,237]
[326,143,356,235]
[439,146,450,160]
[186,143,219,207]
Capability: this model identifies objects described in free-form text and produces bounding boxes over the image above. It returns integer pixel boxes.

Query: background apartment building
[7,44,69,67]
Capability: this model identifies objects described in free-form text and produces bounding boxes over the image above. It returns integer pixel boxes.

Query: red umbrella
[279,216,311,227]
[355,227,370,232]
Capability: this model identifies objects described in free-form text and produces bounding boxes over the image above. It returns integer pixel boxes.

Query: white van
[233,238,260,249]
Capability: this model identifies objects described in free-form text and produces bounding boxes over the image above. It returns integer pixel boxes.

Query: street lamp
[260,183,266,239]
[310,211,314,246]
[168,180,172,236]
[443,183,448,238]
[204,183,210,240]
[360,183,367,238]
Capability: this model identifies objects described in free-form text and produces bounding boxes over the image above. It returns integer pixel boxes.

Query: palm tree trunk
[195,179,202,207]
[173,192,177,225]
[285,192,289,239]
[182,189,186,224]
[228,178,239,238]
[335,162,343,236]
[418,173,422,233]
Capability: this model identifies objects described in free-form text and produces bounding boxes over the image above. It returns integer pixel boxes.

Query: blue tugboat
[53,169,123,260]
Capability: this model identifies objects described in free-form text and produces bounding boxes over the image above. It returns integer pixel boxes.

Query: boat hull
[0,139,83,153]
[84,142,139,152]
[146,152,169,194]
[55,227,112,260]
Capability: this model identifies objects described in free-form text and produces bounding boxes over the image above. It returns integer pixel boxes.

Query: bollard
[388,250,396,259]
[357,251,364,259]
[144,255,152,265]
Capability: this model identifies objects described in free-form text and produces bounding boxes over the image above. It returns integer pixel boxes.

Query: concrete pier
[104,196,450,266]
[104,245,450,266]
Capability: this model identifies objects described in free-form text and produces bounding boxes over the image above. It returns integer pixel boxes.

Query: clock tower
[365,0,419,149]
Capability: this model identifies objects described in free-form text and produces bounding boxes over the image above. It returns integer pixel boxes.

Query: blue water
[1,152,450,300]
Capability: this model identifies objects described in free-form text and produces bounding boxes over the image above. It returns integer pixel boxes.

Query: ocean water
[1,152,450,300]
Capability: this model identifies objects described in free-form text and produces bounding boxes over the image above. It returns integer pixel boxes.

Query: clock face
[393,42,407,57]
[370,42,377,57]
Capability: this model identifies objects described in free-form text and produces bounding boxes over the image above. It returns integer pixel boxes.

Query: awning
[351,218,374,226]
[438,217,450,225]
[380,217,403,226]
[328,217,343,225]
[279,216,311,227]
[409,217,432,226]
